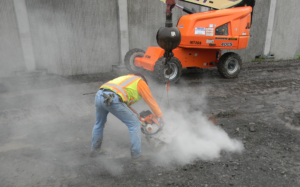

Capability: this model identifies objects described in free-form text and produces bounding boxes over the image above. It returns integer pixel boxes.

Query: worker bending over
[90,73,164,159]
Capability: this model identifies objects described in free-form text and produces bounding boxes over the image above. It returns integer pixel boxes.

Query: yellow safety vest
[100,75,143,106]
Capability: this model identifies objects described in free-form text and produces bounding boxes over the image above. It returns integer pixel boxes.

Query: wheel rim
[164,63,178,80]
[129,52,144,71]
[226,57,239,75]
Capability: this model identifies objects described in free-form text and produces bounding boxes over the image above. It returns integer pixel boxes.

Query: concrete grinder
[139,110,175,151]
[138,110,216,152]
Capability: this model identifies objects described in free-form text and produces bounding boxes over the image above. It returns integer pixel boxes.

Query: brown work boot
[90,150,106,158]
[132,155,149,163]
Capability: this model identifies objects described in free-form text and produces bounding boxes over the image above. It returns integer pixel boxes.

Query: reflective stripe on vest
[102,76,140,102]
[120,76,140,87]
[102,83,127,100]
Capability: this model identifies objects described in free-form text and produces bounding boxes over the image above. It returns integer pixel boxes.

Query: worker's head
[134,73,148,85]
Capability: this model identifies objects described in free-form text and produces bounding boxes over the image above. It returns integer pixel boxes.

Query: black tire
[154,57,182,83]
[124,48,145,73]
[217,52,242,78]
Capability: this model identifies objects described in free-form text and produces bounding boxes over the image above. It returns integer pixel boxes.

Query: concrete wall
[270,0,300,60]
[238,0,271,62]
[25,0,120,75]
[0,0,26,77]
[1,0,300,77]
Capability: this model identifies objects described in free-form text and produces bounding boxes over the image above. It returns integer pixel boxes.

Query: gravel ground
[1,60,300,187]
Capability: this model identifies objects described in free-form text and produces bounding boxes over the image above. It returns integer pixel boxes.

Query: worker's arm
[137,80,163,118]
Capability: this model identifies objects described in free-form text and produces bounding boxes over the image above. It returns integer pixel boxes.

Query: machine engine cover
[139,110,162,135]
[177,7,252,50]
[139,110,160,126]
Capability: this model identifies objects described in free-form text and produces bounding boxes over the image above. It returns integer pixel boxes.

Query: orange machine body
[134,6,252,71]
[139,111,160,126]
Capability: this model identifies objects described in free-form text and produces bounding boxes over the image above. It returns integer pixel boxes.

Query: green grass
[251,57,264,62]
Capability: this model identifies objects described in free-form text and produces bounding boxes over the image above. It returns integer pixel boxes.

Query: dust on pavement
[1,60,300,186]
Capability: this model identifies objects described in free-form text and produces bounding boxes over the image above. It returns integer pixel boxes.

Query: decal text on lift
[221,42,233,47]
[190,41,202,45]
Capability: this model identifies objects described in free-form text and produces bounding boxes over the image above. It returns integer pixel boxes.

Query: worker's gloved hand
[158,117,165,128]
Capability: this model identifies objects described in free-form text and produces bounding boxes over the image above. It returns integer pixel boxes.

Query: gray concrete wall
[0,0,26,77]
[238,0,271,62]
[270,0,300,60]
[2,0,300,78]
[25,0,120,76]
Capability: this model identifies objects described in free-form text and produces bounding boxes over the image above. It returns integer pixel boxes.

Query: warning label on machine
[206,28,214,36]
[195,27,205,35]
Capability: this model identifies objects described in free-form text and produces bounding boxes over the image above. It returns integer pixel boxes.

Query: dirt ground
[1,60,300,187]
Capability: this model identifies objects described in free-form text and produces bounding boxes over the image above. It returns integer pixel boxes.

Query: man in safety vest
[90,73,164,159]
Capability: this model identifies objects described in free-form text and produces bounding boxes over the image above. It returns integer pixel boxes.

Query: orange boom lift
[125,0,255,82]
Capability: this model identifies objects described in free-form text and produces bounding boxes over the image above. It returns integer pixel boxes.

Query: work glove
[158,117,165,129]
[102,93,115,106]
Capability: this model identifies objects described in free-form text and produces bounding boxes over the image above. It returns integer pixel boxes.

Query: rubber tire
[217,52,242,78]
[124,48,145,73]
[154,57,182,83]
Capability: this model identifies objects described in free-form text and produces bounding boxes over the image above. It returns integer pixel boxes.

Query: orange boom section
[177,6,252,50]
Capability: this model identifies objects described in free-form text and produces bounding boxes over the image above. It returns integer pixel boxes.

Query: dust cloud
[153,109,244,165]
[0,73,244,178]
[0,0,243,183]
[97,157,124,176]
[144,79,244,166]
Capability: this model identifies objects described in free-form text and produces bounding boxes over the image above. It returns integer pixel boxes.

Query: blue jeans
[92,89,142,158]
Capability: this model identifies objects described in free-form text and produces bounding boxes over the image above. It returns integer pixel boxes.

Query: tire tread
[124,48,145,72]
[154,57,182,83]
[217,53,242,78]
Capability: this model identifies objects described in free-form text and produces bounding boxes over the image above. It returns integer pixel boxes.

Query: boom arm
[165,0,176,27]
[157,0,181,75]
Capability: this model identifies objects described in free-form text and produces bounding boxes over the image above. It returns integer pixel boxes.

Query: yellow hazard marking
[160,0,166,3]
[181,0,243,9]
